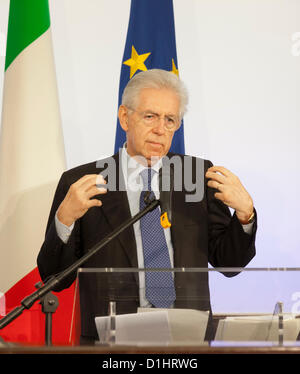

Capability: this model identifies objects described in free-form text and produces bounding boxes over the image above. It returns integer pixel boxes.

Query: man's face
[118,87,180,165]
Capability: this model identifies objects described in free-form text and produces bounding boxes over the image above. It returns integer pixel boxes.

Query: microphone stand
[0,196,159,345]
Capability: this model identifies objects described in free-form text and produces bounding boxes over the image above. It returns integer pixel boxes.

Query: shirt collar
[120,143,162,191]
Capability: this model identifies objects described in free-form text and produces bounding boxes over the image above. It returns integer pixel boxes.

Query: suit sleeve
[205,160,257,273]
[37,172,82,290]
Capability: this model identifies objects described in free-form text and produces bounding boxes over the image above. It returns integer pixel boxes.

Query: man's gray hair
[121,69,188,119]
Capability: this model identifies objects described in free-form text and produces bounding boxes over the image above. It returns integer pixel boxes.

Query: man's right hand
[57,174,107,227]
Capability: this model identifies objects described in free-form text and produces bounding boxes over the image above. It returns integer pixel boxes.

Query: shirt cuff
[241,221,254,235]
[55,212,74,244]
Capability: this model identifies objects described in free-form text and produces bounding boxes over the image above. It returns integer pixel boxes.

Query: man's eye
[144,114,155,120]
[167,117,175,123]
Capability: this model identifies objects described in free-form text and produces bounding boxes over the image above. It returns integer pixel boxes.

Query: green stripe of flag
[5,0,50,71]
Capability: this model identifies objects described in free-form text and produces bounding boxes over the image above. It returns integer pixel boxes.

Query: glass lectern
[69,267,300,347]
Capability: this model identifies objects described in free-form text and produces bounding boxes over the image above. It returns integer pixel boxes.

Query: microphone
[143,190,154,205]
[159,164,174,229]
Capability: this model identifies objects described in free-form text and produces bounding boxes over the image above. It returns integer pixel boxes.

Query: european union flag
[114,0,185,155]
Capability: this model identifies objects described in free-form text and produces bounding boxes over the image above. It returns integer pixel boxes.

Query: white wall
[1,0,300,271]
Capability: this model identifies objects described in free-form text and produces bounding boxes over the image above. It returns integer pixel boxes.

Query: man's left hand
[206,166,254,224]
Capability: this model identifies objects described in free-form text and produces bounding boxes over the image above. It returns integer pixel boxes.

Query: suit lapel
[98,153,138,269]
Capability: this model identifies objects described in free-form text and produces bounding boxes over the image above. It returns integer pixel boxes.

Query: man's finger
[86,176,107,193]
[206,171,227,184]
[86,186,107,199]
[72,174,99,189]
[214,192,223,201]
[86,198,103,209]
[214,192,230,206]
[96,174,107,186]
[207,166,232,177]
[207,180,224,190]
[77,174,106,191]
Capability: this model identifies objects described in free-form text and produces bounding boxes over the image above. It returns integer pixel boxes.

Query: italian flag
[0,0,74,344]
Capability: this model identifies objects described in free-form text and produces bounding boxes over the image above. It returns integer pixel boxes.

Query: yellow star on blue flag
[123,45,151,79]
[171,58,179,76]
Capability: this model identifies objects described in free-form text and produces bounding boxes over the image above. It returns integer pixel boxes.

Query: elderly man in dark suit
[37,69,257,344]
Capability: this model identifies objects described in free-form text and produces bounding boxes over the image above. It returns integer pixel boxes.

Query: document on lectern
[138,308,209,344]
[215,314,300,341]
[95,308,209,345]
[95,310,171,345]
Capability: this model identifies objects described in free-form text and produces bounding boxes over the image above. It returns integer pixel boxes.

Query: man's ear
[118,105,129,131]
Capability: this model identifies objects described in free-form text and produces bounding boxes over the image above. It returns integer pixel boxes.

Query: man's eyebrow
[143,110,177,117]
[142,110,158,114]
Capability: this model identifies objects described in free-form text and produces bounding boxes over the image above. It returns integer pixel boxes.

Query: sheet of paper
[138,307,209,343]
[95,310,171,345]
[215,314,300,341]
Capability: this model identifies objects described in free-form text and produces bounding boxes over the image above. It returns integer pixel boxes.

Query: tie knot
[140,168,155,191]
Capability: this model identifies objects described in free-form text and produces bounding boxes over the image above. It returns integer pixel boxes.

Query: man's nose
[153,117,166,134]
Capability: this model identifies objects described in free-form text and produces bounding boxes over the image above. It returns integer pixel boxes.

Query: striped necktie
[139,168,176,308]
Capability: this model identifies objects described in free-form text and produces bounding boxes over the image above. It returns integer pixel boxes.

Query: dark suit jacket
[37,152,257,341]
